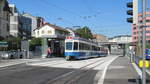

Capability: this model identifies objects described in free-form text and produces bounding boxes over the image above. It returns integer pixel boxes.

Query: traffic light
[126,2,133,23]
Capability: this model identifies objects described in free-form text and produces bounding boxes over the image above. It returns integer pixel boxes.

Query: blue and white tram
[64,37,107,60]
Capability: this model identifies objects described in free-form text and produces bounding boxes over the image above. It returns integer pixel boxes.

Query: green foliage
[3,37,21,50]
[146,44,150,49]
[29,38,42,50]
[75,26,93,39]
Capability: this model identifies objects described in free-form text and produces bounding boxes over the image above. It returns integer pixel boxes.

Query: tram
[64,37,108,60]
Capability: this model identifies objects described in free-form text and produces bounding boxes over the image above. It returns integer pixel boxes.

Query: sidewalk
[104,56,140,84]
[0,57,64,68]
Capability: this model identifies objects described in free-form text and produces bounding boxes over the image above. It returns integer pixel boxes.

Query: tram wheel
[65,56,71,61]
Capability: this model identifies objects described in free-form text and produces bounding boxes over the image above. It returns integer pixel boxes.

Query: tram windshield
[66,42,72,50]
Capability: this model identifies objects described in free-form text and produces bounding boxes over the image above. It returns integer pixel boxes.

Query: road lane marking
[47,58,106,84]
[146,69,150,75]
[65,61,106,84]
[132,63,142,78]
[97,56,119,84]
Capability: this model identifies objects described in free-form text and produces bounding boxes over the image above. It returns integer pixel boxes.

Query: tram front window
[66,42,72,50]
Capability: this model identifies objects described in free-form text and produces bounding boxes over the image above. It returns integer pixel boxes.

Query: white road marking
[146,69,150,75]
[47,59,106,83]
[97,56,119,84]
[0,67,8,70]
[132,63,142,78]
[132,61,150,78]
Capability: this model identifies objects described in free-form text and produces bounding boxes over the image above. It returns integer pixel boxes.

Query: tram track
[64,61,106,84]
[28,60,70,66]
[46,58,107,84]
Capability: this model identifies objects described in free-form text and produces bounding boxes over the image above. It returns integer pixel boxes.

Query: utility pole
[142,0,146,84]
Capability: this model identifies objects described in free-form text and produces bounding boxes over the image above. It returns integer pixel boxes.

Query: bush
[146,44,150,49]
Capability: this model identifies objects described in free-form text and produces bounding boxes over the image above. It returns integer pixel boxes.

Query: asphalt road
[0,55,118,84]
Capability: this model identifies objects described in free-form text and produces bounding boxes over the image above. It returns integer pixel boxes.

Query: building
[34,23,68,38]
[9,4,19,37]
[92,34,108,42]
[34,23,69,57]
[22,13,37,37]
[19,14,32,39]
[0,0,11,39]
[21,13,44,37]
[108,35,131,55]
[37,17,44,28]
[132,12,150,43]
[109,35,132,43]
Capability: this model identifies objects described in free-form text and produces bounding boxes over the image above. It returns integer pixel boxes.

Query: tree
[29,37,42,50]
[75,26,93,39]
[3,37,21,50]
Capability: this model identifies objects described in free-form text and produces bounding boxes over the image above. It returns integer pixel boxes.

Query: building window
[41,30,45,34]
[146,15,150,17]
[146,20,150,22]
[37,31,39,35]
[14,16,18,22]
[146,31,150,33]
[134,37,136,40]
[7,24,9,31]
[133,32,136,35]
[133,27,136,30]
[146,36,150,39]
[48,30,51,34]
[11,24,17,30]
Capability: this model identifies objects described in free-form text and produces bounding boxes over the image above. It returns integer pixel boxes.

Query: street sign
[146,49,150,59]
[0,42,8,47]
[139,60,149,68]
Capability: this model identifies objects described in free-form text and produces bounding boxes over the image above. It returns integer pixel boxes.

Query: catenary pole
[142,0,146,84]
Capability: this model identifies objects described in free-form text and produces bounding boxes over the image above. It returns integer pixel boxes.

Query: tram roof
[66,37,98,45]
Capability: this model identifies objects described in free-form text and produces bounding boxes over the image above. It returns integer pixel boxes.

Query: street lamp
[142,0,147,84]
[27,40,31,59]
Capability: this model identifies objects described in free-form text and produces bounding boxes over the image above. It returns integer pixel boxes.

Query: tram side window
[86,44,90,50]
[94,46,97,51]
[79,43,82,50]
[79,43,83,50]
[74,42,78,50]
[98,47,100,51]
[92,46,94,50]
[83,44,87,50]
[66,42,72,50]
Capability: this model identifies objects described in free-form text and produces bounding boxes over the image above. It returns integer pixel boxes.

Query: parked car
[1,52,9,59]
[1,51,23,59]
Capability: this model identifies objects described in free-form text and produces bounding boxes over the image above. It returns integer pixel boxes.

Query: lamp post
[142,0,146,84]
[27,40,31,59]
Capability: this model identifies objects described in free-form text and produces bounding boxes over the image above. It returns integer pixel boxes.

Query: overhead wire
[38,0,83,18]
[19,0,102,30]
[30,0,78,26]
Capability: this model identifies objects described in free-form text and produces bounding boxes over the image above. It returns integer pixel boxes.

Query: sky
[8,0,135,38]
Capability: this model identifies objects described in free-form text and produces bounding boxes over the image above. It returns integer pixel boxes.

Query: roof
[34,23,68,33]
[109,35,131,39]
